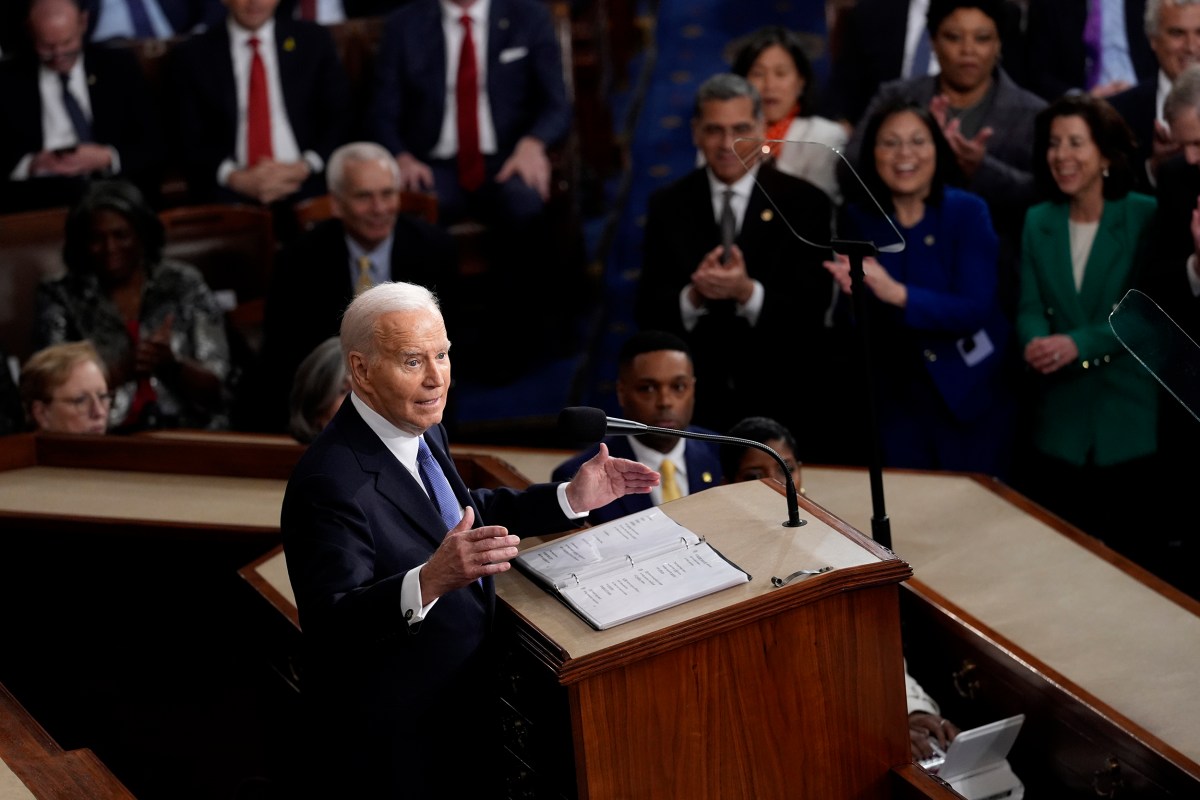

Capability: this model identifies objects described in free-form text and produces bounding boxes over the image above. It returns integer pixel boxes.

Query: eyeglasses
[50,391,115,411]
[876,136,933,152]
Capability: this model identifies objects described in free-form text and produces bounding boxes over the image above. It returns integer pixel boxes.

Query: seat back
[0,207,70,362]
[159,203,276,307]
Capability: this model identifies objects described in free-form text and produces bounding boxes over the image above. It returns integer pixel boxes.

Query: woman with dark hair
[728,25,847,203]
[844,0,1045,315]
[1014,93,1157,552]
[824,99,1014,476]
[33,179,231,431]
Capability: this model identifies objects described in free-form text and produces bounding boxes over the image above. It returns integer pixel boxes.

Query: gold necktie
[660,458,682,502]
[355,256,373,296]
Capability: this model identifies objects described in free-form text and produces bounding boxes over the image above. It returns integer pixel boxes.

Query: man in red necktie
[366,0,570,227]
[168,0,349,211]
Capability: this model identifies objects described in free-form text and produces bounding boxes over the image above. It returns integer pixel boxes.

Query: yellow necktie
[355,256,373,296]
[660,458,682,502]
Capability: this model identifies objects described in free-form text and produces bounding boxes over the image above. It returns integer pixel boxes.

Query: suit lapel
[1039,203,1086,325]
[1078,198,1129,320]
[338,402,451,549]
[207,26,238,133]
[274,23,300,138]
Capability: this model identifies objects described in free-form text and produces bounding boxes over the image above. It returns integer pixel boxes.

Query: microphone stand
[830,238,892,550]
[604,418,804,528]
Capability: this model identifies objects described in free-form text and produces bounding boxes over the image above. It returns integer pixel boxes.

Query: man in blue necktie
[280,281,658,798]
[0,0,164,212]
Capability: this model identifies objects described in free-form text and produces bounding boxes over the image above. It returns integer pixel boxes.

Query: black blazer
[0,44,164,197]
[167,17,349,202]
[367,0,570,161]
[634,165,833,433]
[259,215,457,429]
[281,400,581,796]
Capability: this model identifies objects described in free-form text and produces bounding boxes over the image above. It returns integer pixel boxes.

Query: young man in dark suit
[0,0,164,212]
[634,73,834,438]
[280,281,657,798]
[552,330,724,525]
[259,140,456,432]
[167,0,348,211]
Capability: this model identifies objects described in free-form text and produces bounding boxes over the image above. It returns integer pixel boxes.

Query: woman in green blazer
[1016,94,1158,555]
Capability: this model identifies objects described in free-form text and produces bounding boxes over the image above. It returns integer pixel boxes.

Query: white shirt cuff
[401,564,438,625]
[736,280,765,324]
[557,482,589,519]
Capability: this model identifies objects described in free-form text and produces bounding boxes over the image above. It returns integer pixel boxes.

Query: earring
[1103,167,1110,178]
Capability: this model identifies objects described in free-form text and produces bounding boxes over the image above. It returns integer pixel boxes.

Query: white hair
[327,141,401,196]
[339,281,441,363]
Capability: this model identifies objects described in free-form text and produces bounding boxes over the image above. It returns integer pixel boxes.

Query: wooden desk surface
[802,466,1200,769]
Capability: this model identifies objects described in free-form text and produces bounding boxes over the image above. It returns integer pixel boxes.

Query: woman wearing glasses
[33,180,230,432]
[823,99,1015,477]
[19,341,111,434]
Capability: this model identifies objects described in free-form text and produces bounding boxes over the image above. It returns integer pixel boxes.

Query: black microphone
[558,406,804,528]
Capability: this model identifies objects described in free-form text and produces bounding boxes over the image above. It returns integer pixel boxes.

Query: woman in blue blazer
[825,99,1015,476]
[1015,94,1158,552]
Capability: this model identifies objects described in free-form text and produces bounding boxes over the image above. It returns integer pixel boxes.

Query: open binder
[512,507,750,630]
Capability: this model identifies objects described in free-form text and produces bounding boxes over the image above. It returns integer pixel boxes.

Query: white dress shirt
[628,436,689,505]
[11,58,119,180]
[431,0,499,159]
[678,165,766,331]
[218,17,321,185]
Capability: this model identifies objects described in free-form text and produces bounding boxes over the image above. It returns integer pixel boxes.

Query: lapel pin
[924,234,935,246]
[761,209,773,222]
[499,17,510,29]
[284,37,296,52]
[702,471,713,484]
[88,74,97,86]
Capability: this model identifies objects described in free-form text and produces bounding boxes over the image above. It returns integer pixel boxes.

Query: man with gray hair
[258,140,455,431]
[1108,0,1200,185]
[633,73,834,449]
[281,280,658,797]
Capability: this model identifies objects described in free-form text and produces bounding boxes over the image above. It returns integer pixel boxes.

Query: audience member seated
[1014,94,1158,561]
[551,330,723,525]
[259,140,455,431]
[826,100,1015,478]
[845,0,1046,318]
[83,0,224,42]
[726,25,847,204]
[1022,0,1157,101]
[288,335,347,443]
[718,415,800,488]
[33,179,232,431]
[634,73,833,439]
[719,413,963,761]
[367,0,570,229]
[0,0,165,213]
[18,339,111,434]
[166,0,349,228]
[1107,0,1200,189]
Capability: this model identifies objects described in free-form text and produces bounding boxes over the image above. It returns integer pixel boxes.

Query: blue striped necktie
[417,438,463,533]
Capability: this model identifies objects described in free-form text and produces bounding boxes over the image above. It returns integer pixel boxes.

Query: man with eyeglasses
[552,330,724,525]
[634,72,833,440]
[18,340,112,434]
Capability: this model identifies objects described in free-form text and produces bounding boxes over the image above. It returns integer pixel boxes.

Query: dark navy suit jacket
[367,0,570,162]
[167,17,349,202]
[551,431,724,525]
[282,399,583,796]
[0,44,164,209]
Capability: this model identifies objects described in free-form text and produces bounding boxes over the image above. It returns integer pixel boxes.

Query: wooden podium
[493,479,921,799]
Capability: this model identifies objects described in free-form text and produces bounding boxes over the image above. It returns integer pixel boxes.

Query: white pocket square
[498,46,528,64]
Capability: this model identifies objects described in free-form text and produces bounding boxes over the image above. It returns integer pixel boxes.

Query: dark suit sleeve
[286,23,350,166]
[513,0,571,150]
[367,9,419,156]
[90,46,166,188]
